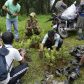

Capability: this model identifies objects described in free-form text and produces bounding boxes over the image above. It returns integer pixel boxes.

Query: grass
[0,15,84,84]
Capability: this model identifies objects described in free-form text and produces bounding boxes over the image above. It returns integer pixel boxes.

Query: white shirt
[42,33,60,47]
[0,44,23,84]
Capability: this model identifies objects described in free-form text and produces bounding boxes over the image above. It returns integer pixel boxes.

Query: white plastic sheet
[61,3,77,20]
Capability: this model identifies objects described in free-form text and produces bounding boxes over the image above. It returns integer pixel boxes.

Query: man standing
[2,0,21,42]
[55,0,67,15]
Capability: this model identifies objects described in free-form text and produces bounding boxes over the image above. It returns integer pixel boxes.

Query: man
[55,0,67,15]
[2,0,21,41]
[40,30,63,51]
[76,0,84,40]
[25,12,40,37]
[0,32,28,84]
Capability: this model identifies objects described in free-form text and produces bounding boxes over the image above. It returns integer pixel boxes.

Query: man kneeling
[40,30,63,51]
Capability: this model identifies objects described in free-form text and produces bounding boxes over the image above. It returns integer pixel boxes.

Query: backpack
[0,46,9,81]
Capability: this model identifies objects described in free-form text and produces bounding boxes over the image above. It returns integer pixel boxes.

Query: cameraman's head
[2,32,14,44]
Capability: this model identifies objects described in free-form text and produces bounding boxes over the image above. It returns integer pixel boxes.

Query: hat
[29,12,36,18]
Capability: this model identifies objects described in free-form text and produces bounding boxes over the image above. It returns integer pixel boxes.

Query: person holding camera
[2,0,21,42]
[0,32,28,84]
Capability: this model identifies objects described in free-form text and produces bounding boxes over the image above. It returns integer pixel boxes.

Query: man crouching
[25,12,40,37]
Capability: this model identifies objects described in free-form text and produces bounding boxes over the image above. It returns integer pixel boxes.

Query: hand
[12,13,18,17]
[18,48,26,57]
[0,40,2,48]
[39,44,44,52]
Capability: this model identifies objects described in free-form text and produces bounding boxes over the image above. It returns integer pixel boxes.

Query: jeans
[78,28,84,40]
[6,19,19,39]
[8,63,28,84]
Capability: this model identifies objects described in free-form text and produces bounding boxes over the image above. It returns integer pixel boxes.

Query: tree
[19,0,80,14]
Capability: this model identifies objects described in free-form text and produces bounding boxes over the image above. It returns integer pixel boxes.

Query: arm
[53,34,60,50]
[39,34,48,51]
[18,48,26,64]
[2,5,9,13]
[2,0,13,16]
[25,20,32,29]
[35,20,40,28]
[39,43,44,51]
[14,49,26,64]
[79,55,84,66]
[2,4,12,15]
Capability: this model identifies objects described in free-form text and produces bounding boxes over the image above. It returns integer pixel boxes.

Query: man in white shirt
[40,30,63,51]
[0,32,28,84]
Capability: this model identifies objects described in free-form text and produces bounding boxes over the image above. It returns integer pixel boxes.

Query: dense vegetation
[0,15,84,84]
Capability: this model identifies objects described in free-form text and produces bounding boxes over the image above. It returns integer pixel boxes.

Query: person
[76,0,84,40]
[40,30,63,51]
[25,12,40,37]
[0,32,28,84]
[55,0,67,15]
[0,3,2,16]
[0,35,2,48]
[2,0,21,42]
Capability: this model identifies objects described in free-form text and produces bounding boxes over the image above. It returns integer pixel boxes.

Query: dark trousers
[8,63,28,84]
[44,38,63,51]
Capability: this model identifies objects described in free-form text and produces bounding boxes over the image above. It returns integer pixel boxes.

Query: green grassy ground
[0,15,84,84]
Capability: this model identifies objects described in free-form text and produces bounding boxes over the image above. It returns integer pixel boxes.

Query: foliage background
[0,15,84,84]
[0,0,80,15]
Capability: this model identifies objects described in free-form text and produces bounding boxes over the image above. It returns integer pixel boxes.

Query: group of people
[0,0,29,84]
[0,0,84,84]
[0,0,63,83]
